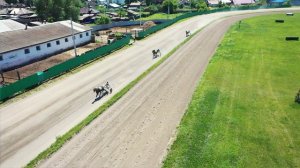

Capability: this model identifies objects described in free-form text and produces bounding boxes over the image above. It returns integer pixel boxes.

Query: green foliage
[162,0,179,14]
[163,14,300,168]
[95,15,111,24]
[64,0,82,21]
[218,1,226,8]
[4,0,18,4]
[96,5,106,13]
[117,8,127,17]
[125,0,137,5]
[115,32,124,39]
[33,0,82,22]
[196,0,208,11]
[145,4,159,14]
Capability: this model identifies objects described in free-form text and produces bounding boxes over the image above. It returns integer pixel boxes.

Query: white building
[0,20,92,71]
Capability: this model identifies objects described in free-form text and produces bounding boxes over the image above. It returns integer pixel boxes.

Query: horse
[186,30,191,37]
[152,49,161,59]
[93,86,107,98]
[295,89,300,103]
[93,82,113,98]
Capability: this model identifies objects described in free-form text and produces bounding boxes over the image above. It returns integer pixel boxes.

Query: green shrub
[95,15,111,25]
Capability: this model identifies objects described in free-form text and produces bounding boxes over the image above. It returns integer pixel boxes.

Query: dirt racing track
[0,8,299,168]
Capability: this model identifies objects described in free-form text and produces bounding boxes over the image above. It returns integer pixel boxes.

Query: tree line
[34,0,83,21]
[5,0,83,21]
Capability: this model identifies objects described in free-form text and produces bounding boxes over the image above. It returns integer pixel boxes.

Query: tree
[162,0,179,14]
[218,1,225,8]
[64,0,82,21]
[51,0,65,21]
[34,0,53,21]
[5,0,18,4]
[144,4,159,14]
[117,8,127,17]
[95,15,111,24]
[34,0,82,22]
[96,5,106,13]
[196,0,208,11]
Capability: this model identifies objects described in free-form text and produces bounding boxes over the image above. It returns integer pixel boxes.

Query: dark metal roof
[0,21,91,54]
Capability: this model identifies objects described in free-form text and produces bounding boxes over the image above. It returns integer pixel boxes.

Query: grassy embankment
[163,14,300,168]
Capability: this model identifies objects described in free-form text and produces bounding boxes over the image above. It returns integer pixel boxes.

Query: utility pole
[190,0,192,13]
[139,0,142,27]
[167,4,170,19]
[70,19,78,57]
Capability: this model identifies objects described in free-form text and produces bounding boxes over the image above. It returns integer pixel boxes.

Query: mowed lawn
[163,14,300,168]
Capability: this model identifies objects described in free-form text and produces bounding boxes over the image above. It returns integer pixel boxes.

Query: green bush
[163,0,179,14]
[197,0,209,11]
[95,15,111,25]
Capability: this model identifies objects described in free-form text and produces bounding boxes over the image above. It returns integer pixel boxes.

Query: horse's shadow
[92,91,109,104]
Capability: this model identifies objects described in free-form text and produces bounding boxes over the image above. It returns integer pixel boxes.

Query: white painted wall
[0,30,92,71]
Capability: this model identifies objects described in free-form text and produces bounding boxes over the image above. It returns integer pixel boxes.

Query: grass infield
[163,13,300,168]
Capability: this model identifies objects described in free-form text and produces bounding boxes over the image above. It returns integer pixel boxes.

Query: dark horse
[186,30,191,37]
[295,89,300,103]
[93,82,112,99]
[152,49,161,59]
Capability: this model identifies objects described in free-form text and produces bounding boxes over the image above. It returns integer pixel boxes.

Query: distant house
[128,2,141,10]
[79,14,96,23]
[0,20,92,71]
[207,0,232,6]
[0,0,8,9]
[0,19,27,33]
[109,3,121,8]
[8,8,34,16]
[269,0,287,5]
[127,9,139,19]
[0,7,34,19]
[233,0,255,5]
[112,0,125,4]
[80,7,99,15]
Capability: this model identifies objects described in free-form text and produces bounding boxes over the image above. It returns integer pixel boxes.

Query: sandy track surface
[38,11,299,168]
[0,8,299,168]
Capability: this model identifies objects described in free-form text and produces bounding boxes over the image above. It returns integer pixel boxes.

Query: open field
[163,14,300,168]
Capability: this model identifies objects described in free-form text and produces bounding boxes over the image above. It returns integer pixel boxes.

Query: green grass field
[139,12,183,20]
[163,14,300,168]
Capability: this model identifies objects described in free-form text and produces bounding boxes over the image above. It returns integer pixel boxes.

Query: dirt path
[0,8,299,168]
[38,11,299,168]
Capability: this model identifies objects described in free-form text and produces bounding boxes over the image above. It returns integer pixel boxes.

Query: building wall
[0,30,92,71]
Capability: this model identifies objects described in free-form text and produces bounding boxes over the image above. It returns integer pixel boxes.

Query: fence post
[17,71,21,80]
[0,71,4,83]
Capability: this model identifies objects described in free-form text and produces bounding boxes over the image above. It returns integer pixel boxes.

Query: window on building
[0,55,3,61]
[24,48,30,54]
[80,34,83,38]
[65,38,69,42]
[86,32,89,36]
[47,43,51,48]
[36,46,41,51]
[56,40,60,45]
